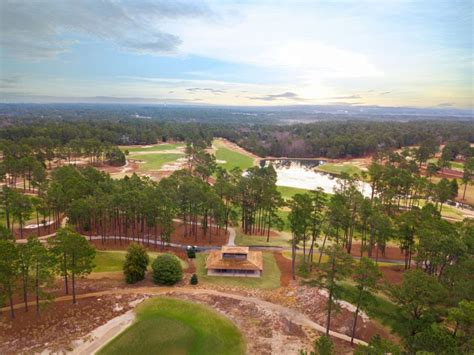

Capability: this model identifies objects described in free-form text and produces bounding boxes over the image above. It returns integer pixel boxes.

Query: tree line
[288,144,473,353]
[0,227,95,318]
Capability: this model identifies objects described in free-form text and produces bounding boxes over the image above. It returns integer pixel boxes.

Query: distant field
[121,143,184,153]
[93,250,187,273]
[128,153,184,171]
[195,252,280,289]
[213,140,254,171]
[98,297,245,355]
[316,162,364,176]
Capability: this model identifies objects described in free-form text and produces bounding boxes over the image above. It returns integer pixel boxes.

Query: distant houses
[206,246,263,277]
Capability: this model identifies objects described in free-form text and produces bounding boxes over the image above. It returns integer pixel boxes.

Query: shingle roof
[205,248,263,271]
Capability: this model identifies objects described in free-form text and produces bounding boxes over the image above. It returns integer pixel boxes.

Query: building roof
[206,248,263,271]
[221,246,249,254]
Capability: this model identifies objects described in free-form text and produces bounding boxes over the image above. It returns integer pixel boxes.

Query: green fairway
[98,297,245,355]
[316,162,364,176]
[277,185,310,200]
[93,250,187,273]
[427,158,464,171]
[121,143,184,153]
[275,209,291,231]
[214,141,254,171]
[195,252,281,289]
[128,153,184,171]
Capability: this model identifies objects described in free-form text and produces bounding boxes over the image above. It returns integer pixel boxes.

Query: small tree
[123,243,149,284]
[50,228,96,303]
[30,237,55,314]
[314,335,334,355]
[152,253,183,285]
[0,238,19,318]
[313,245,353,335]
[190,273,198,285]
[351,257,381,344]
[187,248,196,259]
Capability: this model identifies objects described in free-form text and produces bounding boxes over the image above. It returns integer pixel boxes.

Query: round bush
[190,273,198,285]
[123,243,149,284]
[152,253,183,285]
[186,248,196,259]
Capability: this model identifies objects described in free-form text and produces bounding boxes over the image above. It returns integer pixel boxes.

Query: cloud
[248,92,305,102]
[0,0,209,59]
[437,102,454,107]
[186,87,225,94]
[380,91,391,95]
[326,94,361,100]
[0,75,22,89]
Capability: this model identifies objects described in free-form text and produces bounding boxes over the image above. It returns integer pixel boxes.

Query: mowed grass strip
[98,297,245,355]
[195,252,281,289]
[128,153,184,171]
[93,250,187,273]
[214,141,254,171]
[316,162,363,176]
[121,143,184,153]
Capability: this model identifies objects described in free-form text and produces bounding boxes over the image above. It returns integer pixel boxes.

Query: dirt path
[3,287,368,348]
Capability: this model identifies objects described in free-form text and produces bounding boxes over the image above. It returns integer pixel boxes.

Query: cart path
[4,287,368,349]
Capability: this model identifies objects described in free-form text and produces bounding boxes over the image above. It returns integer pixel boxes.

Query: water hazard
[260,159,372,197]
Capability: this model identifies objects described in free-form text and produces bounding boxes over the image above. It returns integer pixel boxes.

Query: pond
[260,159,372,197]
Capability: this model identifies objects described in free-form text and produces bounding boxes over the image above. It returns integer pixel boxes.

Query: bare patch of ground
[0,294,141,354]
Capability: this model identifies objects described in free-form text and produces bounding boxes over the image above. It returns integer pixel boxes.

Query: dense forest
[1,104,473,159]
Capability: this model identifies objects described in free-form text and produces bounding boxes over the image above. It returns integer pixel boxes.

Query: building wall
[207,269,261,278]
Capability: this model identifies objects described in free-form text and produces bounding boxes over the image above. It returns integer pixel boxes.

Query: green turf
[427,158,464,171]
[315,163,364,176]
[128,153,184,171]
[195,252,281,289]
[121,143,184,153]
[235,231,292,248]
[213,141,254,171]
[93,250,187,273]
[275,209,291,231]
[277,186,311,200]
[338,281,401,334]
[98,297,245,355]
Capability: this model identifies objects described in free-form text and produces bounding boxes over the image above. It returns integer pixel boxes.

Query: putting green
[98,297,245,355]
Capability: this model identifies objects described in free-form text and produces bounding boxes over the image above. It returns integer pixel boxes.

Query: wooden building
[205,246,263,277]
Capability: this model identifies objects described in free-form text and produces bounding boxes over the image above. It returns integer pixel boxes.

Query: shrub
[190,274,198,285]
[314,335,334,355]
[152,253,183,285]
[123,243,149,284]
[187,248,196,259]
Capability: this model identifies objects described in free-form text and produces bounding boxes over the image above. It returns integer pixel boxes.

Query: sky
[0,0,472,108]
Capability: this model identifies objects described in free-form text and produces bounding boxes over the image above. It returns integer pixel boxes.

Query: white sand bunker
[24,220,55,229]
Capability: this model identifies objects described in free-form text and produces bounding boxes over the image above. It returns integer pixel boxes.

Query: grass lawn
[121,143,184,153]
[128,153,184,171]
[213,141,254,171]
[277,185,310,200]
[235,230,292,248]
[428,158,464,171]
[275,209,291,231]
[195,252,281,289]
[338,281,401,334]
[98,297,245,355]
[316,162,364,176]
[93,250,187,273]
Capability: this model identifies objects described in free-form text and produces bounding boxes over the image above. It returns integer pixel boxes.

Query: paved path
[4,286,368,351]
